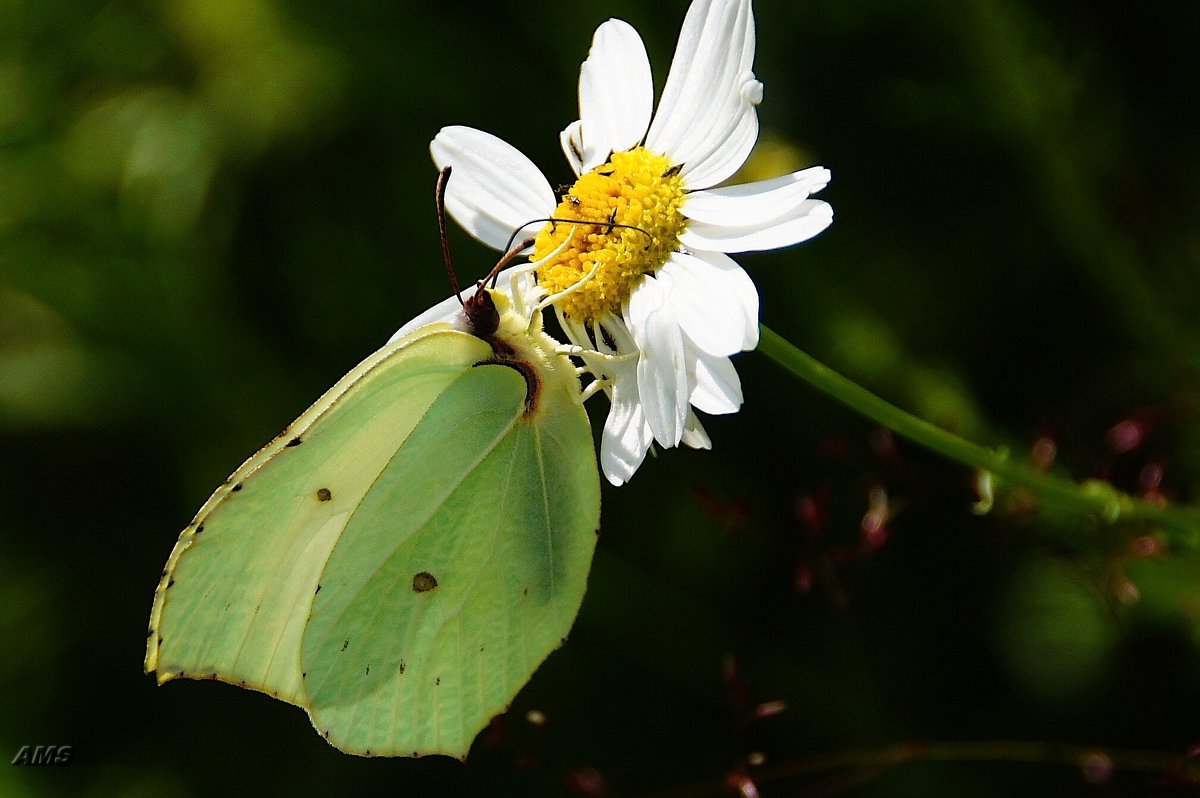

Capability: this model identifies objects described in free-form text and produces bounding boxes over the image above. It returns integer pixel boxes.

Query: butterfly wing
[301,356,599,757]
[146,319,601,759]
[145,326,490,701]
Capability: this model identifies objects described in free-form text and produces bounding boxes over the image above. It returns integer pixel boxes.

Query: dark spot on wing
[399,661,406,674]
[286,437,303,447]
[315,584,322,595]
[435,677,441,686]
[523,587,528,596]
[195,524,204,534]
[365,665,370,675]
[316,487,332,502]
[341,638,350,652]
[166,579,175,589]
[231,483,243,492]
[412,571,438,592]
[595,528,601,536]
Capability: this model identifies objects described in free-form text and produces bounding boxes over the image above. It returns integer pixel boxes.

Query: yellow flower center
[533,147,686,320]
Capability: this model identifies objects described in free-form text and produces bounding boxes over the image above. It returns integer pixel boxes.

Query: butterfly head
[462,284,500,339]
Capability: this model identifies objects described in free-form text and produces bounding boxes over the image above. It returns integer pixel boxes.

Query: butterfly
[145,168,601,758]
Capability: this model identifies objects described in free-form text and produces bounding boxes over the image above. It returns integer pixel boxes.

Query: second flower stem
[758,325,1200,546]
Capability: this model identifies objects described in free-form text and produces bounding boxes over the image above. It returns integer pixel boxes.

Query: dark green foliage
[3,1,1199,795]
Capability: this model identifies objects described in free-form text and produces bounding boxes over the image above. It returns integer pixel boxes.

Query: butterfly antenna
[482,237,537,289]
[501,218,653,256]
[435,166,464,306]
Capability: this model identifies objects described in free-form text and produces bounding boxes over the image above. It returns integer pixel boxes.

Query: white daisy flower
[415,0,832,485]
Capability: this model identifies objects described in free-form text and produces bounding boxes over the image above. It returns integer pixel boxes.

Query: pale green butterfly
[144,168,601,758]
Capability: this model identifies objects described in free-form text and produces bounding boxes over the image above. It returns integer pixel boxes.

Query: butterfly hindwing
[303,360,599,756]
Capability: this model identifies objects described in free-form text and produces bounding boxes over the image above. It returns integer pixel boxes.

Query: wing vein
[533,422,556,593]
[310,381,525,752]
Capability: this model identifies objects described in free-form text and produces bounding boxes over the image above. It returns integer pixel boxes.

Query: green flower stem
[759,325,1200,546]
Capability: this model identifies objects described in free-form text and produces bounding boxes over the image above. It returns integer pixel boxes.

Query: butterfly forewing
[146,329,492,701]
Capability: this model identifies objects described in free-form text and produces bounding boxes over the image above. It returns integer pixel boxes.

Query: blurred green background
[3,0,1200,795]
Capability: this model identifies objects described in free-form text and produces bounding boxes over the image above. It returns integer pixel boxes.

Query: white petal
[665,250,759,352]
[577,19,653,172]
[660,252,753,356]
[600,389,654,486]
[691,351,743,415]
[645,0,758,189]
[579,315,653,486]
[681,411,712,450]
[559,120,585,177]
[626,273,688,448]
[430,126,555,251]
[676,94,759,189]
[389,291,465,342]
[679,199,833,253]
[683,166,832,226]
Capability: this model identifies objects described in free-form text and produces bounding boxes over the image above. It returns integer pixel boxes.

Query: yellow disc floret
[533,147,686,321]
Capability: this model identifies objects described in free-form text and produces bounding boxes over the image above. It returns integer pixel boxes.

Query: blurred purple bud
[566,767,609,796]
[1030,436,1057,471]
[1107,419,1145,454]
[1080,751,1114,785]
[725,771,760,798]
[1131,534,1166,558]
[1139,462,1164,491]
[1116,578,1140,604]
[753,700,787,719]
